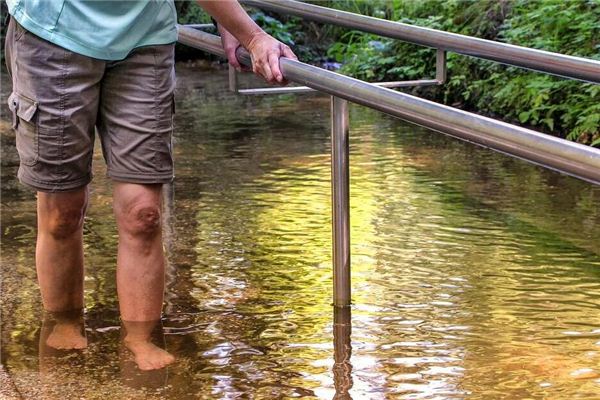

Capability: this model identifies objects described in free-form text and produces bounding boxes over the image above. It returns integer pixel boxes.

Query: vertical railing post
[436,49,447,84]
[228,64,238,93]
[331,96,351,308]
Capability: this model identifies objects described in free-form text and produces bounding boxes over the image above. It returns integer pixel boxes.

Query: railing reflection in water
[333,306,353,399]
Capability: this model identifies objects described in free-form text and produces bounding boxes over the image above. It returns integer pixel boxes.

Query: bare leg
[36,187,88,350]
[113,182,174,370]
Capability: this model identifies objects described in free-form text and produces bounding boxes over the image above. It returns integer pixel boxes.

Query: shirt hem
[10,7,177,61]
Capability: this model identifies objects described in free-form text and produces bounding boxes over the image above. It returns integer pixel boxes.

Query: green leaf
[518,111,530,123]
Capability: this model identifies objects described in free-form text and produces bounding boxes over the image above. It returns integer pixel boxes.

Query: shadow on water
[1,64,599,399]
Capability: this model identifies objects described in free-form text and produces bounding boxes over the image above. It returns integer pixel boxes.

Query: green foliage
[175,1,213,25]
[250,11,295,46]
[324,0,600,144]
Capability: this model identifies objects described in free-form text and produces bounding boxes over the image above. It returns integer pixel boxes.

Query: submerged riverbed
[1,64,599,399]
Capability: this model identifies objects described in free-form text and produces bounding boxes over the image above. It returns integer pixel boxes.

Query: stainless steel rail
[240,0,600,84]
[234,78,440,95]
[177,24,600,308]
[184,23,215,30]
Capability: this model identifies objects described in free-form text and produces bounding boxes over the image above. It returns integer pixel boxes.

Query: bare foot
[124,339,175,370]
[46,322,87,350]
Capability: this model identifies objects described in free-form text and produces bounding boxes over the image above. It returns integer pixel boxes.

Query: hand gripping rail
[177,25,600,186]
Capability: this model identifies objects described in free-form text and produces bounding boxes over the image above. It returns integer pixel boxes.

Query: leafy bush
[324,0,600,145]
[250,11,295,46]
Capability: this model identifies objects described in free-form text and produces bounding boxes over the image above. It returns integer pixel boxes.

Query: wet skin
[36,183,174,369]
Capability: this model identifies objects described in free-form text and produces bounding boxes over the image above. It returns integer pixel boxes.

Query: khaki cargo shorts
[5,17,176,192]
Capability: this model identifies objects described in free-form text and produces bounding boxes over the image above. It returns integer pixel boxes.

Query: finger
[268,52,283,83]
[253,59,269,82]
[282,45,298,61]
[260,59,275,83]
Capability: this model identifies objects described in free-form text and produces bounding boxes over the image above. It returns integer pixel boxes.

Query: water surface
[1,64,599,399]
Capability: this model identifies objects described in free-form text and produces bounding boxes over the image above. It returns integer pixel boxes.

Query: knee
[46,206,86,239]
[119,203,162,237]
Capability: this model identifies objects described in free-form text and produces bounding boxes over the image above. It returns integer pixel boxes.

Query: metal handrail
[240,0,600,84]
[177,25,600,185]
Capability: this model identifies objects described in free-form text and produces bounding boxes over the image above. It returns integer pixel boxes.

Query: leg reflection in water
[333,306,353,399]
[38,311,88,399]
[119,319,171,390]
[121,319,174,372]
[42,308,87,350]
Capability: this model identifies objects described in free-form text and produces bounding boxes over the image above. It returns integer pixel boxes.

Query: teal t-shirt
[7,0,177,61]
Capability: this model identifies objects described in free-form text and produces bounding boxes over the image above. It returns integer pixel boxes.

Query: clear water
[1,64,599,399]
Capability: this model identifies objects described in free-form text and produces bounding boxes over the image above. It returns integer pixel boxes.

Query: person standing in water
[4,0,296,370]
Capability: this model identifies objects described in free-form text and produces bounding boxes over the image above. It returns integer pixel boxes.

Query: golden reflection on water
[1,65,599,399]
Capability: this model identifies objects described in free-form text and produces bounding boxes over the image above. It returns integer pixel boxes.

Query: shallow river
[1,64,599,399]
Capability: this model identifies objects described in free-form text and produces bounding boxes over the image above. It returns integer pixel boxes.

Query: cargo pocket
[8,92,39,166]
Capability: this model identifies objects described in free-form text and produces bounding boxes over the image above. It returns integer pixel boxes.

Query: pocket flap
[8,92,38,122]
